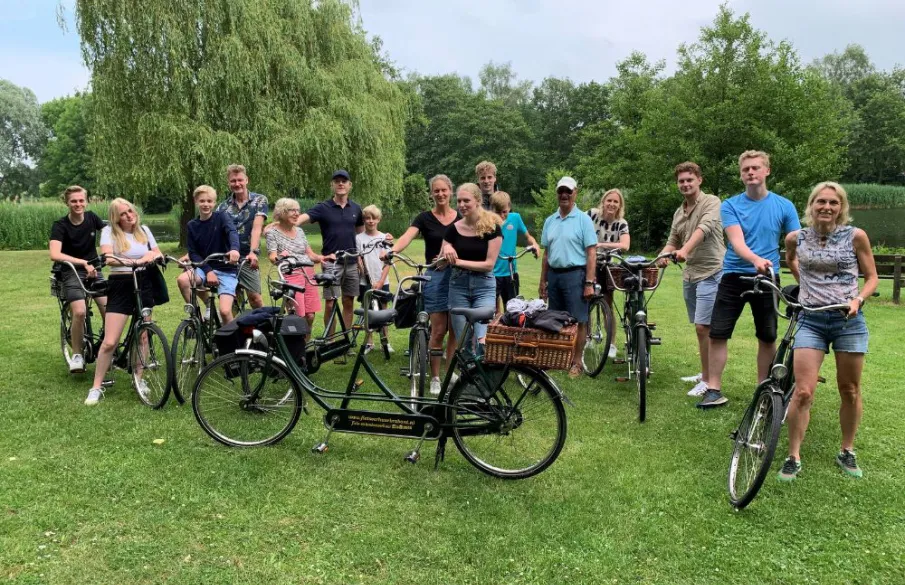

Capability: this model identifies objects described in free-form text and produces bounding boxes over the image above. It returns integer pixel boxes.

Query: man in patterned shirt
[216,164,268,309]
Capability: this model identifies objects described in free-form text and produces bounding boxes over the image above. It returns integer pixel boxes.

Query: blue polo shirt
[306,198,364,255]
[493,212,528,277]
[541,205,597,269]
[721,191,800,274]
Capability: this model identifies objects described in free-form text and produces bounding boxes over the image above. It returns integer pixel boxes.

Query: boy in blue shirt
[490,191,538,310]
[699,151,801,409]
[177,185,241,324]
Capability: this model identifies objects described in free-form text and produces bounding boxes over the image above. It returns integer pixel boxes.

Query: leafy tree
[812,44,876,99]
[479,61,533,108]
[0,79,46,197]
[530,168,573,233]
[577,6,849,250]
[38,93,94,198]
[71,0,406,244]
[529,78,609,170]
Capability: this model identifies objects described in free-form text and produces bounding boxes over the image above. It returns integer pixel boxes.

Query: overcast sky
[2,0,903,103]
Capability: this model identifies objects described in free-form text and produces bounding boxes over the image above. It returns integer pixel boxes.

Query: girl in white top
[85,198,163,406]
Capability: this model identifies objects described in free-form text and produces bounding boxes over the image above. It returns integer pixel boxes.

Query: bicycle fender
[234,348,290,370]
[527,367,574,408]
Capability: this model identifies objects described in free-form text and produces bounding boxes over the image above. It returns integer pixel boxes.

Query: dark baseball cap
[331,169,351,181]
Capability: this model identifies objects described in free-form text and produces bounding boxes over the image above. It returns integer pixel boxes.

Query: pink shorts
[285,267,321,316]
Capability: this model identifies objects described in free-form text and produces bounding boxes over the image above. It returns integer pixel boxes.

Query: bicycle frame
[56,261,105,364]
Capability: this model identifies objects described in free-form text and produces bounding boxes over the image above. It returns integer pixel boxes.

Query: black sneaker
[836,449,863,478]
[777,457,802,482]
[696,389,728,409]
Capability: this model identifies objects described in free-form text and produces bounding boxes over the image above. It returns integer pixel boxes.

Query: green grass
[842,183,905,208]
[2,240,904,584]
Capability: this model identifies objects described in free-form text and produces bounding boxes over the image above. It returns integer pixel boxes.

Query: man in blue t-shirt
[490,190,538,310]
[698,150,801,409]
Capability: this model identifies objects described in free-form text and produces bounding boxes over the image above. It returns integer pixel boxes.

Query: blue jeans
[448,268,497,351]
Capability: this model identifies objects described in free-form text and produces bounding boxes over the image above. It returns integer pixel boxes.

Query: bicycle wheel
[60,303,75,366]
[450,364,566,479]
[409,328,428,401]
[172,319,203,404]
[192,353,302,447]
[728,388,783,509]
[635,326,648,423]
[131,322,173,409]
[582,298,614,377]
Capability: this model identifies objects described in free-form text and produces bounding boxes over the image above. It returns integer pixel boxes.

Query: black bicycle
[168,253,234,403]
[604,251,676,422]
[98,254,175,408]
[190,280,568,479]
[52,260,106,370]
[727,275,855,509]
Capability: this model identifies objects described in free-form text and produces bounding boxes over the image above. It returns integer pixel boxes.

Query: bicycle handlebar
[56,260,105,296]
[166,253,235,270]
[602,250,678,269]
[739,274,851,319]
[382,250,445,272]
[499,245,539,261]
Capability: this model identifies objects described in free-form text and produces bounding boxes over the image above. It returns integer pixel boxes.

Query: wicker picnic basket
[606,265,661,291]
[484,316,577,370]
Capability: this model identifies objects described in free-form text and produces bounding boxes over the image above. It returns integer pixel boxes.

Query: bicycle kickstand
[433,436,447,470]
[404,423,434,464]
[312,414,339,454]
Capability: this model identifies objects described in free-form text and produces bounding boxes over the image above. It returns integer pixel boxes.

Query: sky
[2,0,903,103]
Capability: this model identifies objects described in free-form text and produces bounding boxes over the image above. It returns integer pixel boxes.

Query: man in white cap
[539,176,598,378]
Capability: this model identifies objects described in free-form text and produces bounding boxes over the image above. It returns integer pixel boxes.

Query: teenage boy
[657,162,725,397]
[476,160,498,210]
[296,169,364,336]
[356,204,394,354]
[490,191,538,310]
[216,164,268,309]
[49,185,108,373]
[178,185,241,324]
[699,150,801,409]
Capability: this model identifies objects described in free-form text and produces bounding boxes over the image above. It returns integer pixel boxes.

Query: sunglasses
[557,188,574,195]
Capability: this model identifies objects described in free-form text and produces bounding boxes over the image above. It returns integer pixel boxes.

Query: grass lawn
[1,239,903,584]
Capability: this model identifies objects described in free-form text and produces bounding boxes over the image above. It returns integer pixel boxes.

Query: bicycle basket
[484,316,577,370]
[50,275,62,299]
[606,266,660,292]
[393,284,419,329]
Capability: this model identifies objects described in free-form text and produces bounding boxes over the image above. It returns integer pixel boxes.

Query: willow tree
[70,0,406,243]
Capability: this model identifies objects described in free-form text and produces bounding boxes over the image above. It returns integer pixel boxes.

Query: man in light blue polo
[539,176,598,378]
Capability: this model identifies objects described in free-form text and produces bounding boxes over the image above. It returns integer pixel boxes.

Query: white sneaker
[84,387,104,406]
[136,379,150,401]
[608,344,617,359]
[687,381,708,397]
[429,377,441,396]
[69,354,86,374]
[203,308,211,321]
[681,372,703,383]
[363,344,374,355]
[386,344,394,354]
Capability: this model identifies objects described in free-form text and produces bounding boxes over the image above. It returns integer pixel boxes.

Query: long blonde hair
[457,183,501,237]
[107,197,148,253]
[597,189,626,220]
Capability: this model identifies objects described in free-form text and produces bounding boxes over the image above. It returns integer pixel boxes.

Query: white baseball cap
[556,176,577,191]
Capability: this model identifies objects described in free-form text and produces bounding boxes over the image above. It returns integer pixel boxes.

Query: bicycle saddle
[314,273,337,286]
[352,308,397,330]
[450,306,495,324]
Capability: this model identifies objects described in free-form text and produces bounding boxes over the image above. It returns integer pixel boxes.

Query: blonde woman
[85,198,163,406]
[266,198,324,328]
[778,182,878,481]
[442,183,502,366]
[589,188,630,358]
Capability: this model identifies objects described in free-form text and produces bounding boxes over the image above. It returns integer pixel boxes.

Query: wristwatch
[584,280,595,287]
[856,296,865,307]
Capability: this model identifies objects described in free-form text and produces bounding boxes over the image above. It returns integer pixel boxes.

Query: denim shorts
[448,268,496,345]
[422,267,452,314]
[194,268,238,297]
[794,311,869,354]
[682,270,721,325]
[546,268,589,323]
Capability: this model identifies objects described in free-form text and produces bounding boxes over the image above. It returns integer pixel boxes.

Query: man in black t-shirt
[49,186,108,374]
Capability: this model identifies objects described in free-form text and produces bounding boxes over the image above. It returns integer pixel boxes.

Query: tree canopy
[0,79,46,198]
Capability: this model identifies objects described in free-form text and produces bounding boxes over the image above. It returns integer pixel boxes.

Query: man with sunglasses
[539,176,597,379]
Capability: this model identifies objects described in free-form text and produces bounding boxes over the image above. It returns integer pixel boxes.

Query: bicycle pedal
[399,368,411,377]
[352,379,365,391]
[101,379,115,388]
[648,322,657,330]
[612,359,626,365]
[404,451,420,464]
[615,376,629,383]
[333,357,347,365]
[650,337,662,345]
[311,442,329,454]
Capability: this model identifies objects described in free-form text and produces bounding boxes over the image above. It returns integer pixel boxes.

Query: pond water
[851,207,905,248]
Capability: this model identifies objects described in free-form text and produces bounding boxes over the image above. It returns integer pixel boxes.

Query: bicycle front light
[141,308,153,319]
[183,303,194,316]
[771,363,788,381]
[417,311,429,325]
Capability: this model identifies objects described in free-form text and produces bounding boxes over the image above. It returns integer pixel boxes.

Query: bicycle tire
[60,303,75,367]
[131,322,173,409]
[192,353,302,447]
[450,364,566,479]
[728,388,783,509]
[582,298,614,377]
[409,328,428,402]
[172,319,203,404]
[635,326,648,423]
